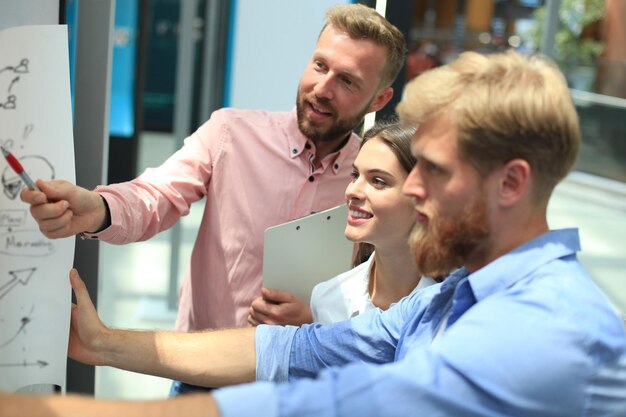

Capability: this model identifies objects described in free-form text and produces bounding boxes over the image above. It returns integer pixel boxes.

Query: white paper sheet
[0,25,75,392]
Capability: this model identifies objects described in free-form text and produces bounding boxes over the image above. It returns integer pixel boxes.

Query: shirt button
[292,148,298,154]
[308,175,314,182]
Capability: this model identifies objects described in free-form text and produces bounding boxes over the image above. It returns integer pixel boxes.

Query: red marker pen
[1,144,39,190]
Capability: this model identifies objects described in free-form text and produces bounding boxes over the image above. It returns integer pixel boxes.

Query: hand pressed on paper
[67,268,111,366]
[248,287,313,326]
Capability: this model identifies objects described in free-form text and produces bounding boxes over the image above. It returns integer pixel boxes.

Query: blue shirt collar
[468,228,581,302]
[422,228,581,325]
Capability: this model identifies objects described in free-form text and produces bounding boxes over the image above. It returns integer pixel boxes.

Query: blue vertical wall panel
[66,0,78,113]
[109,0,138,138]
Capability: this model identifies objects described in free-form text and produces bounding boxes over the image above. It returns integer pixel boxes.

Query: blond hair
[397,50,580,201]
[323,4,406,88]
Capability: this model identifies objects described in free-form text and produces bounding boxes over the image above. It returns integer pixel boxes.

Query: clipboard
[262,204,354,304]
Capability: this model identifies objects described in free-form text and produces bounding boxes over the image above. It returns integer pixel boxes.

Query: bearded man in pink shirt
[20,3,406,393]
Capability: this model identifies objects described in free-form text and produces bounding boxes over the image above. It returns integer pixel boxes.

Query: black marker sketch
[0,305,34,348]
[15,59,30,74]
[1,94,16,110]
[0,230,56,257]
[0,138,14,149]
[0,305,51,373]
[0,268,36,300]
[0,210,27,228]
[8,76,19,93]
[0,126,34,156]
[0,360,48,369]
[22,124,34,141]
[2,153,55,200]
[0,170,21,200]
[0,29,74,389]
[0,58,29,110]
[0,59,29,75]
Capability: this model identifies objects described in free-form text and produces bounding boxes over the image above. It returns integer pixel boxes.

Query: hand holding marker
[1,144,40,191]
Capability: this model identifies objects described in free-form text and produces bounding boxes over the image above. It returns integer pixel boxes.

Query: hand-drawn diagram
[1,123,54,200]
[1,154,55,200]
[0,305,34,348]
[0,25,75,392]
[0,209,27,228]
[0,58,29,110]
[0,360,48,369]
[0,305,49,373]
[0,229,57,257]
[0,270,43,374]
[0,268,36,301]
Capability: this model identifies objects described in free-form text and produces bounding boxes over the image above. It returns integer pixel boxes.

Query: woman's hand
[247,288,313,326]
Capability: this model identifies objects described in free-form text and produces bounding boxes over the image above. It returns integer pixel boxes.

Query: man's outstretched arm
[69,269,256,387]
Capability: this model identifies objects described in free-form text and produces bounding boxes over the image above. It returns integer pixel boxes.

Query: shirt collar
[285,107,361,174]
[421,268,468,324]
[421,228,581,325]
[286,108,310,159]
[467,228,581,302]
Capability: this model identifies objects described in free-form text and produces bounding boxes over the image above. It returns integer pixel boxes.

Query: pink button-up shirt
[91,108,360,330]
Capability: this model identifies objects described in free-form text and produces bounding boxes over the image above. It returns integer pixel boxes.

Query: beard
[409,192,489,279]
[296,89,372,143]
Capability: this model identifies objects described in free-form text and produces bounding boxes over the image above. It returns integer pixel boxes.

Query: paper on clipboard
[262,204,354,304]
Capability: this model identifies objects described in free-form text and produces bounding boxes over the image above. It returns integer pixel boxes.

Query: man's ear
[497,159,531,207]
[367,87,394,113]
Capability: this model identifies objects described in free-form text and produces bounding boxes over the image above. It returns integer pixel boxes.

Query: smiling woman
[248,120,437,326]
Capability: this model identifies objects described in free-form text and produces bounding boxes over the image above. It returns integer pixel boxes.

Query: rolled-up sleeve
[213,325,296,417]
[213,381,280,417]
[252,308,403,384]
[213,290,441,417]
[255,324,298,382]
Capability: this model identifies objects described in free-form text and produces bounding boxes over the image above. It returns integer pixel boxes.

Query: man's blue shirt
[214,229,626,416]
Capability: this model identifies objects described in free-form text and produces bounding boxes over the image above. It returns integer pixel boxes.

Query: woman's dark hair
[352,119,417,266]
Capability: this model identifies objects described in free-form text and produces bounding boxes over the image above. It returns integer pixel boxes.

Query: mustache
[303,93,335,113]
[409,196,489,279]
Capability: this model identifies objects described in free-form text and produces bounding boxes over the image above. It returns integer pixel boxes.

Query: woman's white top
[310,252,437,324]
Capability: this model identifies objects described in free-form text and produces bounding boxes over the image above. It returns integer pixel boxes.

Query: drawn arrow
[8,76,19,93]
[0,360,48,368]
[0,267,36,300]
[0,306,34,348]
[0,315,31,348]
